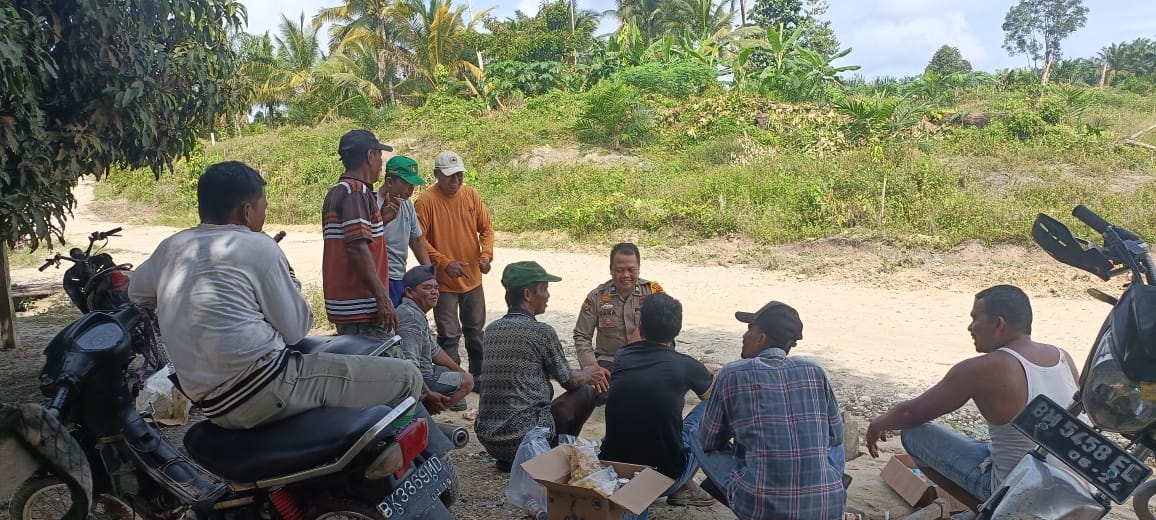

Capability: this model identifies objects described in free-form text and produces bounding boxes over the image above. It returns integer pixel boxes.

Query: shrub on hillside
[612,61,717,99]
[1037,96,1066,125]
[1006,110,1047,141]
[576,81,656,149]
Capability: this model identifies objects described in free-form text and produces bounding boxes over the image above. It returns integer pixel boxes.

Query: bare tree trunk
[739,0,746,25]
[1099,62,1109,88]
[1041,55,1054,86]
[1,248,18,350]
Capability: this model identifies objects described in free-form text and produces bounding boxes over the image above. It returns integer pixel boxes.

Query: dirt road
[5,180,1139,519]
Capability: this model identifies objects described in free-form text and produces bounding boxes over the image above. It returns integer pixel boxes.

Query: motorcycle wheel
[304,498,384,519]
[439,456,459,508]
[9,477,137,520]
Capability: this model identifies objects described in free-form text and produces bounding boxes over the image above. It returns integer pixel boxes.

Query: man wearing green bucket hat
[379,155,432,308]
[475,261,609,470]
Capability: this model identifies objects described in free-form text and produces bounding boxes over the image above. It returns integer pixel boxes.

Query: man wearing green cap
[379,155,432,307]
[475,261,609,470]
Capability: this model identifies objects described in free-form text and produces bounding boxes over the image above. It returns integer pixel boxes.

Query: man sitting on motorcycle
[865,284,1080,503]
[129,161,424,430]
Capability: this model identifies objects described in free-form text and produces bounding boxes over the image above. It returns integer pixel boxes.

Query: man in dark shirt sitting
[600,293,716,506]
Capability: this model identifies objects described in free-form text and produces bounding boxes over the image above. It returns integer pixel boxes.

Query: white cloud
[875,0,955,17]
[848,12,987,77]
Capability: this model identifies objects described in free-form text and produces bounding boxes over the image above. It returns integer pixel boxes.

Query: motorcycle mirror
[1086,288,1119,306]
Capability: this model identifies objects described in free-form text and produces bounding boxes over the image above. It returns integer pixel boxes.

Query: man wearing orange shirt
[414,151,495,380]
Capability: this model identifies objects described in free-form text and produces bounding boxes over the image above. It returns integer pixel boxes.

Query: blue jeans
[901,422,993,501]
[688,414,845,505]
[388,278,405,308]
[622,403,709,520]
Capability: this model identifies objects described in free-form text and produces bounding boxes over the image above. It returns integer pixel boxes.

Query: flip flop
[666,488,716,507]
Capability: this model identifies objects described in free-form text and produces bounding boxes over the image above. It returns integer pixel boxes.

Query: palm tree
[275,12,325,96]
[314,0,407,103]
[393,0,490,98]
[233,31,284,123]
[614,0,665,42]
[662,0,734,41]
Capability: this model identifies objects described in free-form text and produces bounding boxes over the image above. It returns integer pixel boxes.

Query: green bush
[1006,110,1047,141]
[575,80,656,149]
[1037,96,1066,125]
[612,61,718,99]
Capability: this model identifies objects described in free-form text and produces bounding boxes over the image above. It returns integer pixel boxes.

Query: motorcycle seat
[184,405,392,482]
[288,334,395,356]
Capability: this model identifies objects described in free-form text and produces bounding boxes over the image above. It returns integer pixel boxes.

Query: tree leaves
[1,0,244,249]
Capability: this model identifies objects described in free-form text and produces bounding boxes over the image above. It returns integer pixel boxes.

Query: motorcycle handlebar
[98,227,123,239]
[1072,205,1110,233]
[38,259,55,272]
[1072,205,1142,242]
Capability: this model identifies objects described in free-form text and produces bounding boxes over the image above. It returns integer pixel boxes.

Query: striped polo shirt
[321,177,391,323]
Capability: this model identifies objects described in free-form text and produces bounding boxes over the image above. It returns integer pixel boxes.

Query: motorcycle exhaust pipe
[1133,479,1156,520]
[437,423,469,449]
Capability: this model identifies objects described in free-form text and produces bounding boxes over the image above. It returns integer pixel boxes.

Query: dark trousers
[433,286,486,377]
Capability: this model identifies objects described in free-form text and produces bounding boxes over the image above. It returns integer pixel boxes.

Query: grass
[94,86,1156,250]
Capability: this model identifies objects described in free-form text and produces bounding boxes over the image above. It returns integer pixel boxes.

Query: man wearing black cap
[396,265,474,413]
[692,301,847,520]
[474,261,608,471]
[322,129,400,341]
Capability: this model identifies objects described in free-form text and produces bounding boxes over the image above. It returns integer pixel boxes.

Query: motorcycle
[38,226,170,376]
[975,205,1156,519]
[8,303,460,519]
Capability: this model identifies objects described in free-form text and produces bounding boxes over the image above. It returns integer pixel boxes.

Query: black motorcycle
[974,205,1156,519]
[38,226,169,376]
[9,304,459,519]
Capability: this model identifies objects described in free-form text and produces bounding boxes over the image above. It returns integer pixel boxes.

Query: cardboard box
[881,454,972,513]
[521,446,675,520]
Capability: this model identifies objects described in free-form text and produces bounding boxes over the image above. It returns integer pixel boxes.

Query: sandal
[666,488,716,507]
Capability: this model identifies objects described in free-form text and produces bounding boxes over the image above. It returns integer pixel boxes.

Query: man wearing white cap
[414,150,495,380]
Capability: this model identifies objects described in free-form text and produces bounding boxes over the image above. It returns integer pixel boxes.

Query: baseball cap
[736,301,803,346]
[501,261,562,288]
[434,150,466,176]
[403,265,437,289]
[385,156,425,186]
[338,130,393,163]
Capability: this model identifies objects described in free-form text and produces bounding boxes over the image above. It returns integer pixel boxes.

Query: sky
[241,0,1156,79]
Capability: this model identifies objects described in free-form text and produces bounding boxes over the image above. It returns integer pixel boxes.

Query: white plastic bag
[506,426,551,517]
[134,368,190,426]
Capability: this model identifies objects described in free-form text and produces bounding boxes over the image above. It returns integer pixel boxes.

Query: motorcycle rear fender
[984,453,1105,520]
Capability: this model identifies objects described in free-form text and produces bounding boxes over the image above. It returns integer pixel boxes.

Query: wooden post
[0,247,18,350]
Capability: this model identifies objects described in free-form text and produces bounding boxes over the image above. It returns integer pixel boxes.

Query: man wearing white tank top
[864,285,1080,503]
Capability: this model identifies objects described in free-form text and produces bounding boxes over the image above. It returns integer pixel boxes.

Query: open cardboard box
[881,454,973,513]
[522,446,675,520]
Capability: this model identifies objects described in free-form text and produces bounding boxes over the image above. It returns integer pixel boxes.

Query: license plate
[377,456,451,519]
[1013,395,1152,504]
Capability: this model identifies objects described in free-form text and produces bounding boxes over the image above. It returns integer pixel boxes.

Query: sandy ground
[2,180,1144,519]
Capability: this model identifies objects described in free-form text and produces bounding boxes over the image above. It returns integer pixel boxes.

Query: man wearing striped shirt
[322,129,401,341]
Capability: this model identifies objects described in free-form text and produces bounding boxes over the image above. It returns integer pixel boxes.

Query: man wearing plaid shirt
[691,301,847,520]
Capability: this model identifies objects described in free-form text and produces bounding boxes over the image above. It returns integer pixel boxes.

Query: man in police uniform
[573,243,664,389]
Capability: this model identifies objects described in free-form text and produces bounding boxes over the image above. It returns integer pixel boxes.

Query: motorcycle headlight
[1082,328,1156,434]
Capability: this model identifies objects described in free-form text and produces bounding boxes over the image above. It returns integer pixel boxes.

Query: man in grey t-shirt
[379,155,432,307]
[398,265,475,413]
